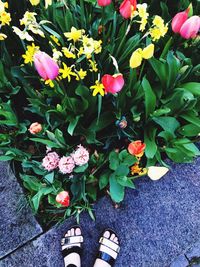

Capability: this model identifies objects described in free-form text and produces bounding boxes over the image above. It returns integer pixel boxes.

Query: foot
[61,226,83,267]
[93,229,120,267]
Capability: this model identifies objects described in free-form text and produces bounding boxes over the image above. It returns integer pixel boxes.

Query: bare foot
[61,226,83,267]
[93,229,120,267]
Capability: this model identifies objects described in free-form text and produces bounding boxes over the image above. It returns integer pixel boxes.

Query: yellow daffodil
[62,47,76,59]
[59,62,76,82]
[90,80,105,96]
[29,0,40,6]
[22,43,40,64]
[149,15,168,41]
[29,0,52,9]
[147,166,169,181]
[142,44,155,59]
[130,48,143,68]
[13,27,34,41]
[20,12,37,26]
[50,35,60,46]
[0,1,8,12]
[137,3,149,32]
[0,33,7,40]
[0,11,11,26]
[75,69,87,81]
[64,27,85,42]
[89,59,98,72]
[130,44,154,68]
[45,79,54,88]
[53,49,63,61]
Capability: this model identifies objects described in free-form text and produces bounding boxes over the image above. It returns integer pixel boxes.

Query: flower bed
[0,0,199,224]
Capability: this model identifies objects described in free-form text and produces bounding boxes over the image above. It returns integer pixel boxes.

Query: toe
[110,233,115,240]
[67,230,71,236]
[71,228,75,236]
[103,231,110,238]
[114,237,118,244]
[75,228,81,236]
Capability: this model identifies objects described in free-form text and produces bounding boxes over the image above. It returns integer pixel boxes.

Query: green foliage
[0,0,199,224]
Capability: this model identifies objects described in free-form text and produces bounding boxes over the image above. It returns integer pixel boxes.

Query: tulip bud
[180,15,200,39]
[172,9,189,33]
[119,0,137,19]
[102,74,124,94]
[128,140,146,157]
[97,0,112,6]
[34,51,59,80]
[28,122,42,134]
[56,191,70,207]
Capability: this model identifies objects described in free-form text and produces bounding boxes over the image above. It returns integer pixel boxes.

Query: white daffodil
[147,166,169,181]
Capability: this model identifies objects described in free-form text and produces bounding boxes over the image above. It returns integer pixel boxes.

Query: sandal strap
[97,251,115,266]
[99,244,118,259]
[99,237,120,253]
[62,246,82,258]
[61,235,83,246]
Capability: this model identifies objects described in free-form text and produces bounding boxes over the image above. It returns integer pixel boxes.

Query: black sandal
[61,225,83,267]
[96,228,120,267]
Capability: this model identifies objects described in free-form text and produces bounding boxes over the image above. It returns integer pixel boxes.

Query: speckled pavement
[1,158,200,267]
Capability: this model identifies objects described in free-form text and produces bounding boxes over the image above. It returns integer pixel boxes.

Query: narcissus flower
[28,122,42,134]
[147,166,169,181]
[180,16,200,39]
[29,0,52,9]
[128,140,146,157]
[102,74,124,94]
[97,0,112,7]
[64,27,85,42]
[90,80,105,96]
[34,51,59,80]
[119,0,137,19]
[172,9,189,33]
[56,191,70,207]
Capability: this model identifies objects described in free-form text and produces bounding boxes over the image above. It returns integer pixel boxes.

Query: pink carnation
[42,152,60,171]
[72,145,89,166]
[58,156,75,174]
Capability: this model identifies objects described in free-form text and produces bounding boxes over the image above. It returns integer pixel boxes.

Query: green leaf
[142,77,156,119]
[144,128,157,159]
[115,165,130,177]
[74,164,88,173]
[119,150,137,166]
[44,172,54,184]
[180,82,200,96]
[109,174,125,203]
[117,176,135,189]
[179,124,200,137]
[153,117,180,136]
[68,116,81,136]
[109,151,120,171]
[0,155,13,161]
[99,171,110,190]
[29,138,61,148]
[20,174,41,192]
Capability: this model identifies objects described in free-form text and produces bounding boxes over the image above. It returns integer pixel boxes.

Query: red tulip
[56,191,70,207]
[97,0,112,6]
[34,51,59,80]
[180,15,200,39]
[102,74,124,94]
[128,140,146,157]
[119,0,137,19]
[172,9,189,33]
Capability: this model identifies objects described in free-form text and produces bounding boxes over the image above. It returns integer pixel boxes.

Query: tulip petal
[142,44,154,59]
[130,48,143,68]
[180,16,200,39]
[171,11,188,33]
[148,166,169,181]
[102,74,124,94]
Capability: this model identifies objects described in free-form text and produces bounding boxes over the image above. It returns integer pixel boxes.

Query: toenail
[75,228,81,235]
[103,231,110,238]
[111,233,115,240]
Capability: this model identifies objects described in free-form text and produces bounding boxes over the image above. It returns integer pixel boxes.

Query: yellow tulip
[142,44,155,59]
[129,48,143,68]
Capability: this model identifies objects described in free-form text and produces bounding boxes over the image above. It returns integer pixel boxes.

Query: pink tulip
[180,16,200,39]
[102,74,124,94]
[119,0,137,19]
[172,9,189,33]
[97,0,112,6]
[34,51,59,80]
